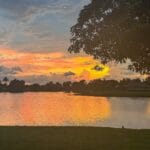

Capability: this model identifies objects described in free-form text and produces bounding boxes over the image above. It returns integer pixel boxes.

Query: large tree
[68,0,150,74]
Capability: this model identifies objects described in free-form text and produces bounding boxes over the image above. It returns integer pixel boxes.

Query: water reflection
[0,93,150,128]
[0,93,111,126]
[146,102,150,115]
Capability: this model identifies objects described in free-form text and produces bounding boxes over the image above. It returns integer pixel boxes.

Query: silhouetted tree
[3,77,9,85]
[0,80,3,91]
[63,81,72,92]
[0,77,149,94]
[145,76,150,85]
[27,83,41,91]
[55,82,62,91]
[9,79,25,92]
[72,80,87,92]
[44,81,55,91]
[69,0,150,74]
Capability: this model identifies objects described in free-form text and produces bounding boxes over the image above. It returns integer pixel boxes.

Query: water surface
[0,92,150,128]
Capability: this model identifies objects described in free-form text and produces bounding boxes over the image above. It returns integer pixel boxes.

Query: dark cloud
[64,71,76,77]
[0,66,22,75]
[91,65,104,71]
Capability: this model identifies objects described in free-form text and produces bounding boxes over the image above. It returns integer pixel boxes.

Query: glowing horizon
[0,48,110,82]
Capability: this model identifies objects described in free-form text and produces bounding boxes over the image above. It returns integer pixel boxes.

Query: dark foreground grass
[0,127,150,150]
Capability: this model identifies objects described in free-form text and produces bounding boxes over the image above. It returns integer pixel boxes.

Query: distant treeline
[0,77,150,95]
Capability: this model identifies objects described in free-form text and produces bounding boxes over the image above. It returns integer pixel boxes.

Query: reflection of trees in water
[69,0,150,74]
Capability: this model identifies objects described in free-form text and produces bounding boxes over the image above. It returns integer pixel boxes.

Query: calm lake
[0,92,150,129]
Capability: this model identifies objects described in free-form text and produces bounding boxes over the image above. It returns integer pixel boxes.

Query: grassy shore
[76,90,150,97]
[0,127,150,150]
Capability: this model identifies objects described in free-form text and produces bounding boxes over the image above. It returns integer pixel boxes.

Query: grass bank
[0,126,150,150]
[76,90,150,97]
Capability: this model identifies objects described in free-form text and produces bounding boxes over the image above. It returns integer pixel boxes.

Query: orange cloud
[0,48,110,81]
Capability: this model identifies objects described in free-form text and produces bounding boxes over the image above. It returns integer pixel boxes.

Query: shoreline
[1,90,150,97]
[75,90,150,97]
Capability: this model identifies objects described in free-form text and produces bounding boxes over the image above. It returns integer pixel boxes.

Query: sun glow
[0,48,109,81]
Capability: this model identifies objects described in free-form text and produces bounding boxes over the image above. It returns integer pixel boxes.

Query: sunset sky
[0,0,146,84]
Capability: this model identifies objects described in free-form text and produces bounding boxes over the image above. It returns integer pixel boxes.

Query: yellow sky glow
[0,48,110,81]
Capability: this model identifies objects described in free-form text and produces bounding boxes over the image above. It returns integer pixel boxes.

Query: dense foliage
[68,0,150,74]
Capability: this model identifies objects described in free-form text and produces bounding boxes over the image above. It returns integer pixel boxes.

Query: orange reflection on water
[70,98,111,123]
[20,93,111,125]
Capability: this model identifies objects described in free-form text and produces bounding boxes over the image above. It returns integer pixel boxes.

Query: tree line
[0,77,150,93]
